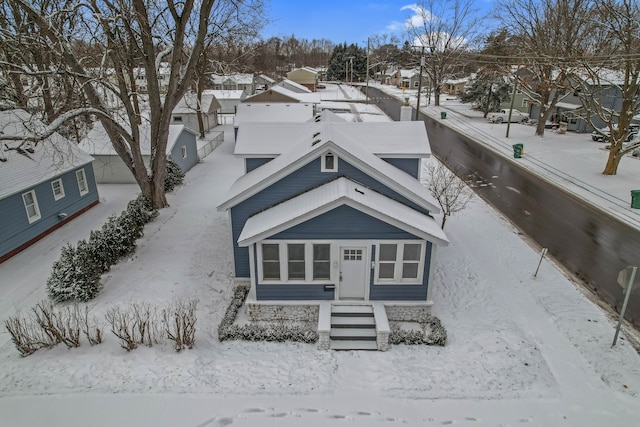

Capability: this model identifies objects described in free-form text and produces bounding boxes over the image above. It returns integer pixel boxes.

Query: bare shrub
[424,160,474,229]
[32,301,81,348]
[132,303,164,346]
[5,315,53,357]
[105,306,139,351]
[163,299,198,351]
[79,305,103,345]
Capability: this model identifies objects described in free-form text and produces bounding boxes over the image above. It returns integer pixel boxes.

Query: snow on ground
[1,86,640,426]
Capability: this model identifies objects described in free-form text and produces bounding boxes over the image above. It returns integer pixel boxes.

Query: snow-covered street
[1,95,640,426]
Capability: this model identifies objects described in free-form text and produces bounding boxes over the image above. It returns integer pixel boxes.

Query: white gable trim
[237,178,448,247]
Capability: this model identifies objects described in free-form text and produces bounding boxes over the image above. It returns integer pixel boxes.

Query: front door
[339,247,367,299]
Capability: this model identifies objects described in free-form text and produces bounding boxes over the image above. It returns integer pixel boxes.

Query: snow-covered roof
[238,177,448,247]
[308,110,347,122]
[218,121,440,214]
[256,74,275,84]
[445,77,470,85]
[269,85,321,103]
[400,69,419,79]
[0,109,94,200]
[234,121,431,158]
[79,121,192,156]
[211,73,254,85]
[172,92,221,115]
[234,103,314,126]
[204,89,246,101]
[276,79,312,93]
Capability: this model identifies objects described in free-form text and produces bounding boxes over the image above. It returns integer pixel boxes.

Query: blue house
[0,110,99,263]
[218,119,448,302]
[80,122,199,184]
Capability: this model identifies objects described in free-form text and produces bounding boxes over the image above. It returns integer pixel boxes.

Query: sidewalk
[373,83,640,230]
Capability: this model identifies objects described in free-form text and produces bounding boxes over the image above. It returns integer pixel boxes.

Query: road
[368,86,640,328]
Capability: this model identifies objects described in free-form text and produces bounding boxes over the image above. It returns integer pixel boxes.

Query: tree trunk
[434,87,441,106]
[196,78,206,139]
[602,146,623,175]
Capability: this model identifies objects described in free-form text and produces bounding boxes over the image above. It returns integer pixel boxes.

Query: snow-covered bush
[47,195,157,303]
[164,158,185,192]
[218,285,318,343]
[47,241,102,303]
[389,313,447,346]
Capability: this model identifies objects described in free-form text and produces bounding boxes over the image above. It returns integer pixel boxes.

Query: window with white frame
[181,146,187,158]
[51,179,65,200]
[375,242,425,284]
[76,169,88,196]
[321,152,338,172]
[259,242,332,283]
[22,190,41,223]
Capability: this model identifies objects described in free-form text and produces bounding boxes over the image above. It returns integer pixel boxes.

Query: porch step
[330,328,377,340]
[330,340,379,351]
[329,304,378,350]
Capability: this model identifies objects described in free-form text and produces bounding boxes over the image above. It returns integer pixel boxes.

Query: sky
[262,0,494,46]
[1,86,640,425]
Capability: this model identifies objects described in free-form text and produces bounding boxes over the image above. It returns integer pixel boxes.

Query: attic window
[321,152,337,172]
[173,116,183,122]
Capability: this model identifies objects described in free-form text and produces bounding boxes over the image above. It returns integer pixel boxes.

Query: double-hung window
[76,169,88,196]
[375,242,424,284]
[51,179,65,200]
[260,242,332,283]
[22,190,41,223]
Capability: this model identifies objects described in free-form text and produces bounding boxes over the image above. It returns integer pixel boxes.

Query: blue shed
[217,120,448,305]
[0,110,99,262]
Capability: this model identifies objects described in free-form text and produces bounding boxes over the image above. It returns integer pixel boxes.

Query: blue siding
[369,242,432,301]
[273,205,419,240]
[230,156,430,277]
[169,130,198,173]
[0,164,99,260]
[245,157,273,173]
[382,158,420,179]
[252,209,432,301]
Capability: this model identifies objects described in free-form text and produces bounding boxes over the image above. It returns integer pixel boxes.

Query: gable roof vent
[311,139,321,146]
[313,132,320,138]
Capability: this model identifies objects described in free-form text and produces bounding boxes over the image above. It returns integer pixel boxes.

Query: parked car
[591,124,639,142]
[605,133,640,150]
[488,109,529,124]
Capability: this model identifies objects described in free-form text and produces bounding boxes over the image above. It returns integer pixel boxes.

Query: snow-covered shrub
[162,299,198,351]
[389,313,447,346]
[47,241,102,303]
[164,158,185,192]
[218,285,318,343]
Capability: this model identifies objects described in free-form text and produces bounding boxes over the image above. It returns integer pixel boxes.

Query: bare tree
[4,0,266,209]
[568,0,640,175]
[404,0,483,106]
[496,0,596,136]
[425,160,473,229]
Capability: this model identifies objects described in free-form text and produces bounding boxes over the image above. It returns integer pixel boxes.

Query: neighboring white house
[211,74,255,94]
[207,89,247,114]
[132,63,172,93]
[80,122,199,184]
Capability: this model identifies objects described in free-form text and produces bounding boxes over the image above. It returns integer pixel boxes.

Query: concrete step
[331,316,376,327]
[330,340,378,351]
[330,328,377,340]
[331,305,373,315]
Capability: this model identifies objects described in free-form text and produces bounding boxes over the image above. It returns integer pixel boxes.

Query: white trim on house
[321,152,338,172]
[257,240,335,285]
[51,179,65,201]
[218,132,441,215]
[22,190,41,223]
[236,177,448,247]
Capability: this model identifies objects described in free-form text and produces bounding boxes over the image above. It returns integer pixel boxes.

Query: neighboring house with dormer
[171,91,221,136]
[0,110,99,262]
[132,63,172,94]
[80,122,199,184]
[217,119,448,350]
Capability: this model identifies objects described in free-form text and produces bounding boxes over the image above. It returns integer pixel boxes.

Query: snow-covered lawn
[1,121,640,424]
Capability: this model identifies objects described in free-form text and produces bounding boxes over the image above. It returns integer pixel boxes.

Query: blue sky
[262,1,493,46]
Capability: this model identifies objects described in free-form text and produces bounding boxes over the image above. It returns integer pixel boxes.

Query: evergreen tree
[460,75,512,117]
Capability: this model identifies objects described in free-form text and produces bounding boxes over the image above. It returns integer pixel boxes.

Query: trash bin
[440,111,447,119]
[631,190,640,209]
[512,143,523,159]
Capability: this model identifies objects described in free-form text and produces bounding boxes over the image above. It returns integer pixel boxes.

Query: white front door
[339,247,367,300]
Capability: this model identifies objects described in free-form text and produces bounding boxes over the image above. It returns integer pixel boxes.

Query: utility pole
[415,46,425,121]
[365,38,370,104]
[350,56,354,86]
[506,69,520,138]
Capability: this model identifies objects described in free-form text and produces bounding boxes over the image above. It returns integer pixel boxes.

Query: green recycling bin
[440,111,447,119]
[631,190,640,209]
[512,143,523,159]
